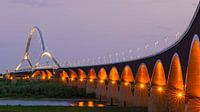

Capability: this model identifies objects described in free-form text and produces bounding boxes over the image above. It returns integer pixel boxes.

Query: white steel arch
[16,26,60,71]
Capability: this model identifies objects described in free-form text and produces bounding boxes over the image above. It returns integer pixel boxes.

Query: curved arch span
[121,65,134,82]
[97,68,108,80]
[135,63,150,84]
[109,67,120,81]
[16,26,60,71]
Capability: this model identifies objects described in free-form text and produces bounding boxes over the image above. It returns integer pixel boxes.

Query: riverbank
[0,106,148,112]
[0,80,94,99]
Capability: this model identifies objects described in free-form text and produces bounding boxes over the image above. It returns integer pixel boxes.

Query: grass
[0,80,94,99]
[0,106,147,112]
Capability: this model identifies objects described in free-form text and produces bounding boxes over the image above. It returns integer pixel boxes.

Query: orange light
[10,77,13,80]
[158,87,163,92]
[88,101,94,107]
[80,78,83,82]
[112,81,115,84]
[71,78,74,81]
[97,104,105,107]
[89,79,93,82]
[42,76,45,80]
[177,92,183,98]
[100,80,104,83]
[62,77,65,81]
[78,101,84,107]
[140,84,144,88]
[124,82,129,86]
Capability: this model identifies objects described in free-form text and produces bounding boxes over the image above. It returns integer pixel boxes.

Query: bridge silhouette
[8,1,200,112]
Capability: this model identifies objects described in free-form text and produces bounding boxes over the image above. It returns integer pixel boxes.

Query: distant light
[124,82,129,86]
[112,81,115,84]
[42,75,45,80]
[10,76,13,80]
[97,104,105,107]
[100,80,104,83]
[80,78,83,82]
[88,101,94,107]
[71,78,74,81]
[78,102,84,107]
[62,77,65,81]
[89,79,93,82]
[158,87,163,92]
[177,92,183,98]
[140,84,144,88]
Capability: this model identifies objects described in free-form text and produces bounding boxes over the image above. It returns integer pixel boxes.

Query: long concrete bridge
[8,1,200,112]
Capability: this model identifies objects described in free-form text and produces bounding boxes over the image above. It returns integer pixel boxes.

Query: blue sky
[0,0,199,72]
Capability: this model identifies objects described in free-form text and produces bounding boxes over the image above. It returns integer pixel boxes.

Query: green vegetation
[0,80,93,99]
[0,106,147,112]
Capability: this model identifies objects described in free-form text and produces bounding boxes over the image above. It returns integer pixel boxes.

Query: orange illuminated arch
[68,69,78,79]
[88,68,97,79]
[78,69,87,79]
[32,70,40,78]
[135,63,150,84]
[186,36,200,97]
[109,67,120,81]
[46,70,52,80]
[151,60,166,86]
[41,71,46,79]
[60,70,69,78]
[121,65,134,82]
[98,68,108,80]
[167,53,184,90]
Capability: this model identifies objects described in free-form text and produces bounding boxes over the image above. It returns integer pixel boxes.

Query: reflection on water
[75,101,105,107]
[0,100,106,107]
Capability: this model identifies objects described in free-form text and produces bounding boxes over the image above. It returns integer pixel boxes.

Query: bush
[0,80,90,99]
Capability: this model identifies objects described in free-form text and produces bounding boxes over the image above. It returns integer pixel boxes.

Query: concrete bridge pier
[96,68,108,102]
[133,63,150,107]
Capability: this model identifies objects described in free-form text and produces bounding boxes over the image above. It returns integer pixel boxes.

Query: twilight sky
[0,0,199,72]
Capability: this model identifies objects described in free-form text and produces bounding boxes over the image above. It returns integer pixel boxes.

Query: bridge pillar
[96,68,108,102]
[119,82,134,107]
[68,70,78,87]
[148,60,167,112]
[119,66,134,107]
[77,69,86,89]
[133,63,150,107]
[166,53,185,112]
[86,69,97,94]
[185,36,200,112]
[106,67,120,106]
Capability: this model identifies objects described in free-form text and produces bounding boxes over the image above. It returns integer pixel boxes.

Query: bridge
[7,1,200,112]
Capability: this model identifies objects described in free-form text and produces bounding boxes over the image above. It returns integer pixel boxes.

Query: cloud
[10,0,62,7]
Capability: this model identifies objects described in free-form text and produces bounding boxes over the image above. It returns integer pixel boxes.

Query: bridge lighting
[158,87,163,92]
[112,81,115,84]
[42,75,45,80]
[10,76,13,80]
[88,101,94,107]
[145,44,149,49]
[89,79,93,82]
[176,32,180,39]
[140,84,144,88]
[177,92,183,98]
[124,82,129,86]
[80,78,83,82]
[48,76,51,80]
[100,80,104,83]
[155,41,159,47]
[62,77,65,81]
[78,101,84,107]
